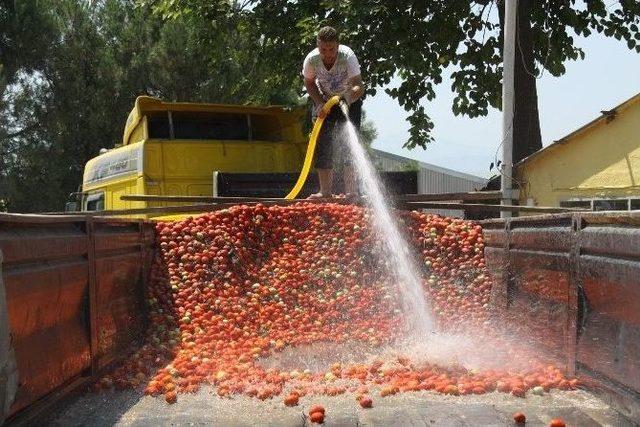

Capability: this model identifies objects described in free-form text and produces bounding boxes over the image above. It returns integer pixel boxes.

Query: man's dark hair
[317,26,338,43]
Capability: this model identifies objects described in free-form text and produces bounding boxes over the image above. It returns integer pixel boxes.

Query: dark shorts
[314,99,362,169]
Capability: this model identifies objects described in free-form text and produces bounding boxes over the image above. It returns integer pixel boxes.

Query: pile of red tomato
[97,202,577,404]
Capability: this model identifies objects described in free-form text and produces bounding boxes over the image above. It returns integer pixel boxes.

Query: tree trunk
[498,0,543,164]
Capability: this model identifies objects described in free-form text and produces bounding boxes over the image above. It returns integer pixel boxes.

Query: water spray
[338,111,435,340]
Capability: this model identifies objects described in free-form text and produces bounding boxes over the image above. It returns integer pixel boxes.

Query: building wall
[374,155,407,172]
[372,150,487,218]
[417,168,485,194]
[417,169,486,217]
[517,97,640,211]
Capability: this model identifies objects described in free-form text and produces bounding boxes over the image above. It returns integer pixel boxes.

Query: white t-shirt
[302,45,361,98]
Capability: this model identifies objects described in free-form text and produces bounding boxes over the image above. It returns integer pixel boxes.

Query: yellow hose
[285,95,342,199]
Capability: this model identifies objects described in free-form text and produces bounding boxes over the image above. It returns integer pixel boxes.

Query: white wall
[417,169,486,217]
[372,150,487,218]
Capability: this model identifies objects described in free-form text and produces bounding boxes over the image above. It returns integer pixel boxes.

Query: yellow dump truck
[71,96,309,215]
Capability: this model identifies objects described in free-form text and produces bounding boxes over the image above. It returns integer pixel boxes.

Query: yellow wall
[143,139,305,201]
[518,96,640,208]
[83,175,146,210]
[105,177,146,211]
[128,123,145,146]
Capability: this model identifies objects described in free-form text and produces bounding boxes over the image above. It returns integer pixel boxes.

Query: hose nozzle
[320,95,349,118]
[338,96,349,116]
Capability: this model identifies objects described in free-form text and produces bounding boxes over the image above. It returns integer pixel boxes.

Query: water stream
[338,104,434,340]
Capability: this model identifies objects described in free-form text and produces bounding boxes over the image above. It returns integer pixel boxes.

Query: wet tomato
[359,396,373,408]
[513,412,526,423]
[98,203,577,406]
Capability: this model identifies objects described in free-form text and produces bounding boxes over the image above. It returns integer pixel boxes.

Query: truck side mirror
[65,201,78,212]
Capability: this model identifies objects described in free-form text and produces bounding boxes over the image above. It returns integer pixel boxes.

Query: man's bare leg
[308,169,333,198]
[344,165,357,199]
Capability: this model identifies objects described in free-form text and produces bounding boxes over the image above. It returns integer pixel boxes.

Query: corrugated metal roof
[372,149,487,184]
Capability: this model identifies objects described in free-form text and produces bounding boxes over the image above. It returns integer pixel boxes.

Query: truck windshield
[85,192,105,211]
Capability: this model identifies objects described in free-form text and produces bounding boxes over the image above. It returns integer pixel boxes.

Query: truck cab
[72,96,308,216]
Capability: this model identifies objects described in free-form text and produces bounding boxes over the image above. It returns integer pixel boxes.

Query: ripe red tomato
[100,203,578,406]
[513,412,526,423]
[309,411,325,423]
[284,394,299,406]
[164,391,177,404]
[309,404,325,415]
[359,396,373,408]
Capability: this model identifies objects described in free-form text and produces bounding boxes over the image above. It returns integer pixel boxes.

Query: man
[302,26,365,198]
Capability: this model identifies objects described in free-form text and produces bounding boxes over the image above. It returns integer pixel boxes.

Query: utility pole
[501,0,517,218]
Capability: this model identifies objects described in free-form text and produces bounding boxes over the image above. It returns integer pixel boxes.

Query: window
[172,112,249,140]
[559,200,592,209]
[85,192,105,211]
[250,114,282,141]
[148,113,170,139]
[146,111,284,141]
[560,198,635,212]
[593,199,628,211]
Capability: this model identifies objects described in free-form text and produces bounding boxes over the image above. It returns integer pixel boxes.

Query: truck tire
[0,249,18,424]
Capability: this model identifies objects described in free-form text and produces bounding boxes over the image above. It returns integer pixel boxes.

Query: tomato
[359,396,373,408]
[309,404,325,415]
[309,411,325,423]
[513,412,526,423]
[99,203,578,405]
[284,393,299,406]
[512,387,526,398]
[164,391,177,404]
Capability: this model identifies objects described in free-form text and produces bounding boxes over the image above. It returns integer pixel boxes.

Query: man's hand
[316,102,329,119]
[305,77,329,119]
[344,75,365,104]
[341,86,362,105]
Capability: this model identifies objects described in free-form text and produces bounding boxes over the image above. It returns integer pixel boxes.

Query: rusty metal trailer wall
[0,214,154,421]
[0,250,18,425]
[482,211,640,419]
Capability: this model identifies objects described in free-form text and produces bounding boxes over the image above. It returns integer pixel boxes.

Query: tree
[0,0,58,210]
[359,111,377,150]
[141,0,640,162]
[1,0,121,212]
[0,0,57,89]
[399,159,421,172]
[0,0,308,212]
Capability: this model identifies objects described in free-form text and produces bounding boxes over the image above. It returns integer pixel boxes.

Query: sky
[365,32,640,179]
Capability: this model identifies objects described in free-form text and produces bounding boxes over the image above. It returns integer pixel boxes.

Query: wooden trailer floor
[37,387,635,427]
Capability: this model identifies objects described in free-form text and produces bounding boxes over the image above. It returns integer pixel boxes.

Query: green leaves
[405,106,434,150]
[1,0,302,212]
[0,0,57,87]
[3,0,640,211]
[134,0,640,151]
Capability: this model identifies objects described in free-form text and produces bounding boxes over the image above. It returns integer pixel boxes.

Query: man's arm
[304,77,326,107]
[304,77,328,118]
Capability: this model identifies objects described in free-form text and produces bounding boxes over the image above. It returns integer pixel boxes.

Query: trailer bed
[3,210,640,426]
[39,387,633,426]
